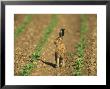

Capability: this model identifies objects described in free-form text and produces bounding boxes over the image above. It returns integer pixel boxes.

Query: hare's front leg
[56,57,59,68]
[60,58,65,67]
[57,57,60,67]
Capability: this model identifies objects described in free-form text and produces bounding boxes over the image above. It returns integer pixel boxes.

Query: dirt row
[83,15,97,75]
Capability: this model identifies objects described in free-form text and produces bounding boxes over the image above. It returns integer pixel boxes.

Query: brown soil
[83,15,97,75]
[14,14,97,76]
[14,14,26,31]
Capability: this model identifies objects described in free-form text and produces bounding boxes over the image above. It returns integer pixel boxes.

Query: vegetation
[31,15,58,60]
[19,15,58,76]
[19,63,35,76]
[73,15,88,76]
[14,15,32,38]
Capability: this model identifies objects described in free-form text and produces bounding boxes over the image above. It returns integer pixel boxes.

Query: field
[14,14,97,76]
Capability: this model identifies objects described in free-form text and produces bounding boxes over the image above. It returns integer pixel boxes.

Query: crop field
[14,14,97,76]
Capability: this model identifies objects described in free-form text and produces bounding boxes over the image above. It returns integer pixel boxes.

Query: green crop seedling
[73,15,88,76]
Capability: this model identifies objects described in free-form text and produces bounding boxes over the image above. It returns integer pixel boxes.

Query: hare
[54,36,66,68]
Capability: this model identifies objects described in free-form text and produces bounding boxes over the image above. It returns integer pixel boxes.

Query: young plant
[19,62,35,76]
[73,15,88,76]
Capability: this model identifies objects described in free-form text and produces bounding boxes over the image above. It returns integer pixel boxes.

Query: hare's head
[59,28,65,37]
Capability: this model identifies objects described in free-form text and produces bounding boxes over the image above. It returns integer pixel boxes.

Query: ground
[14,14,97,76]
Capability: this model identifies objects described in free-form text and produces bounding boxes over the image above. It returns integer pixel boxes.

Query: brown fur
[54,37,66,68]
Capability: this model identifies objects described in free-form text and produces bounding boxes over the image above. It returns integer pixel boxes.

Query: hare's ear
[61,28,65,36]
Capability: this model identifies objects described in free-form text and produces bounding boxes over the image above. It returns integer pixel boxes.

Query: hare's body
[54,37,66,68]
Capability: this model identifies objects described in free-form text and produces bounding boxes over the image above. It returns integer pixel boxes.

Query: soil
[83,15,97,76]
[14,14,97,76]
[14,14,26,31]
